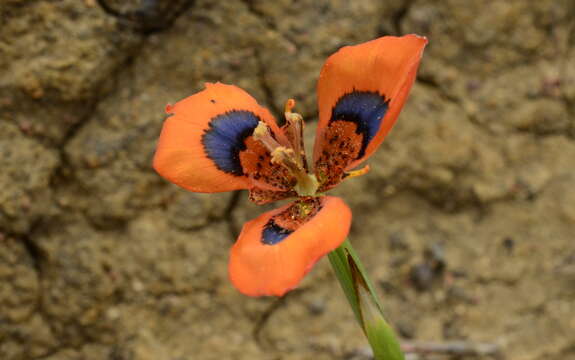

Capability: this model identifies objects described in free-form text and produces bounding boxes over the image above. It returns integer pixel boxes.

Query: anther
[252,121,282,153]
[270,147,296,168]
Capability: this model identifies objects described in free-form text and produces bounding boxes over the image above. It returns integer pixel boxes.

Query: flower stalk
[328,239,405,360]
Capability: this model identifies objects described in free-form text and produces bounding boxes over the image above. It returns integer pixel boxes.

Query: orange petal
[229,196,352,297]
[314,35,427,190]
[153,82,289,192]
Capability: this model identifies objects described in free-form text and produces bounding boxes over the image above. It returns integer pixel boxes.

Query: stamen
[270,147,319,196]
[252,110,319,197]
[253,123,302,178]
[343,165,371,179]
[283,99,307,170]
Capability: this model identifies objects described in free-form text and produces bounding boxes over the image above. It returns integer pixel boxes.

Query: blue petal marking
[202,110,260,176]
[262,219,293,245]
[330,91,389,159]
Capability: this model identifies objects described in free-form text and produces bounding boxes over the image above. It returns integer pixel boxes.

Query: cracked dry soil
[1,0,575,359]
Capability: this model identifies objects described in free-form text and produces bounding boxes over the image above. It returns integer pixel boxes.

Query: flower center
[252,99,319,196]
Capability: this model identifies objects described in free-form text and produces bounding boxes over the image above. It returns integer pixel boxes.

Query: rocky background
[1,0,574,359]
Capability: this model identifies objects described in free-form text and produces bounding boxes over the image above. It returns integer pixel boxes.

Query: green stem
[328,239,405,360]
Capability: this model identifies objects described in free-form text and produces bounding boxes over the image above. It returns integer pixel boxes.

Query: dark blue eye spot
[330,91,389,159]
[202,110,260,176]
[261,219,293,245]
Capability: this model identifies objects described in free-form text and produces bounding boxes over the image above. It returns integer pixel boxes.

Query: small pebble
[388,232,409,251]
[409,263,434,292]
[424,242,446,274]
[307,298,326,316]
[502,237,515,255]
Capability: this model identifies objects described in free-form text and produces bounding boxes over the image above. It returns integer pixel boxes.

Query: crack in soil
[254,49,283,120]
[224,190,244,242]
[392,0,416,35]
[252,288,307,351]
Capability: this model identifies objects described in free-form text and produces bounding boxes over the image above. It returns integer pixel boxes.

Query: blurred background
[1,0,574,359]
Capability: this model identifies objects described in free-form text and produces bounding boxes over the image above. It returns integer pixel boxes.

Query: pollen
[253,121,270,139]
[270,147,296,166]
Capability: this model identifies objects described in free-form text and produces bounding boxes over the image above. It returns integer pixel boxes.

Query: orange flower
[154,35,427,296]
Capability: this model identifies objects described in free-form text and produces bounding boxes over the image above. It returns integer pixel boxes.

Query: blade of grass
[328,239,404,360]
[328,241,362,324]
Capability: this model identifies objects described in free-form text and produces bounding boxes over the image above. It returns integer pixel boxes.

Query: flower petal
[153,82,291,193]
[229,196,351,296]
[313,35,427,191]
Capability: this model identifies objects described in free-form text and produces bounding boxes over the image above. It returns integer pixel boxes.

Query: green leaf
[328,241,362,325]
[328,239,404,360]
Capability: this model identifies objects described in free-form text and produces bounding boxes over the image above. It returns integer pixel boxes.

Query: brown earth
[1,0,574,359]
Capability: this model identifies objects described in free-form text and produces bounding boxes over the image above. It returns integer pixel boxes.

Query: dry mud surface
[1,0,574,359]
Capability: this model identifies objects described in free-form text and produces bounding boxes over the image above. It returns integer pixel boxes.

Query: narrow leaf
[328,239,405,360]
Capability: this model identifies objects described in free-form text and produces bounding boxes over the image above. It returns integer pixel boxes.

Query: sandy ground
[1,0,574,359]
